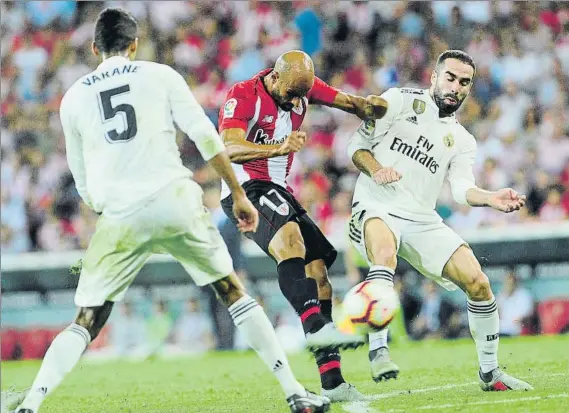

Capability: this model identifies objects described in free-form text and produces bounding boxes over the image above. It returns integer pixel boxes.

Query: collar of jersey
[423,89,457,123]
[97,55,130,69]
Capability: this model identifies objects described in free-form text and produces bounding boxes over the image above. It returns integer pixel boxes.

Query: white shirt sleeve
[448,135,478,205]
[60,91,94,210]
[346,87,404,160]
[164,66,225,161]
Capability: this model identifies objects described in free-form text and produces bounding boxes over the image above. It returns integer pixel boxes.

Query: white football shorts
[349,201,465,291]
[75,178,234,307]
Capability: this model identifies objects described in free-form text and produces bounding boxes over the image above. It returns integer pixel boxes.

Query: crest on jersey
[413,99,425,114]
[292,104,304,115]
[276,203,290,216]
[224,98,237,118]
[443,133,454,148]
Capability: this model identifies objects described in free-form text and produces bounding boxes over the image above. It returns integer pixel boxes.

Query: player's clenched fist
[233,195,259,233]
[361,95,388,120]
[277,131,307,155]
[372,167,402,185]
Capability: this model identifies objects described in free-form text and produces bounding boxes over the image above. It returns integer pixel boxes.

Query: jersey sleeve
[447,134,478,205]
[218,84,257,132]
[60,90,94,210]
[307,76,340,105]
[346,88,404,160]
[164,66,225,161]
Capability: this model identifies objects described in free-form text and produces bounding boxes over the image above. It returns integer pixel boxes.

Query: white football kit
[347,88,478,290]
[60,56,233,306]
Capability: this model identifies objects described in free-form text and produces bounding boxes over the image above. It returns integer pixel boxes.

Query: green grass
[3,335,568,413]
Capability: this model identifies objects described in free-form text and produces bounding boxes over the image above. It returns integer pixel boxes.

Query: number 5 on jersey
[259,189,290,216]
[99,85,138,142]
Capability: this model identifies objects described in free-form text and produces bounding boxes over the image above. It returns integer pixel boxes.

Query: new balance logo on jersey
[405,116,418,124]
[273,360,284,372]
[390,135,439,174]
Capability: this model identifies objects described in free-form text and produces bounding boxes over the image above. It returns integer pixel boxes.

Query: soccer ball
[336,280,400,335]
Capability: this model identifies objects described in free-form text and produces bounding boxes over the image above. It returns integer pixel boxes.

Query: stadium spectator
[172,298,215,354]
[409,280,464,340]
[497,272,534,336]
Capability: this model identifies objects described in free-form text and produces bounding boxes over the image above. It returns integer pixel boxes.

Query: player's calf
[269,223,328,334]
[74,301,114,340]
[443,246,502,378]
[15,302,114,413]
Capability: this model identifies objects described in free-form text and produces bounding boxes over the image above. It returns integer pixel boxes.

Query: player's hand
[488,188,526,213]
[232,192,259,233]
[277,131,307,155]
[372,167,402,185]
[360,95,388,120]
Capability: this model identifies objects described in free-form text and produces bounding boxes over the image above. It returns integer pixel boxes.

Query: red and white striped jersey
[218,69,339,198]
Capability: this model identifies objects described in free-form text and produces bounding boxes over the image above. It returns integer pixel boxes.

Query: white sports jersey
[60,56,224,218]
[347,87,477,223]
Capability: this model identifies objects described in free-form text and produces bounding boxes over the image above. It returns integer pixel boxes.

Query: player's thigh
[298,213,337,270]
[221,181,306,262]
[349,206,400,267]
[159,202,235,287]
[442,245,491,298]
[398,221,463,291]
[76,215,151,307]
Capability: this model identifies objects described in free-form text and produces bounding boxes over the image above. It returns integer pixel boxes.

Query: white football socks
[19,324,91,412]
[366,265,395,352]
[229,295,304,398]
[467,298,500,373]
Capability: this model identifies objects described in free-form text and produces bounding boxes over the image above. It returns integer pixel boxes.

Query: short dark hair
[436,50,476,75]
[94,8,138,54]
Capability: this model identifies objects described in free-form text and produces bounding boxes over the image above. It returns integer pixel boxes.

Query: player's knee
[465,270,492,301]
[368,243,397,268]
[74,301,114,340]
[269,222,306,261]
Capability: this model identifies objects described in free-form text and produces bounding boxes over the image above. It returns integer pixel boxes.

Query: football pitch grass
[2,335,568,413]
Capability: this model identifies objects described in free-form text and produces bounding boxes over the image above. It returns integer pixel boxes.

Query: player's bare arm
[222,128,307,164]
[208,151,259,232]
[466,187,526,213]
[322,93,389,121]
[352,149,402,185]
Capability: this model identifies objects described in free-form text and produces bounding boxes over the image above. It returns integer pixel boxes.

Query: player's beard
[277,99,294,112]
[433,86,464,116]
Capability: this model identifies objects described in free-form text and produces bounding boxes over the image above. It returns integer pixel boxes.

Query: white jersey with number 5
[60,55,224,218]
[347,87,478,223]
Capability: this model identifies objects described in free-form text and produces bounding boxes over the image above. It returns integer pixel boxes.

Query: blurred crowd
[2,1,569,254]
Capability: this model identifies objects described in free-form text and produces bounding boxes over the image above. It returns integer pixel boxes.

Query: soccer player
[11,9,331,413]
[346,49,534,391]
[218,50,387,402]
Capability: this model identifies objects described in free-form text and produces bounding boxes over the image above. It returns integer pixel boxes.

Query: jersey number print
[260,189,290,216]
[99,85,138,142]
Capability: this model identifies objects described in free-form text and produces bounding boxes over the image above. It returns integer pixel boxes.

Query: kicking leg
[270,222,327,334]
[305,260,363,401]
[210,273,330,412]
[443,245,533,391]
[16,303,114,413]
[363,218,400,382]
[270,222,364,352]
